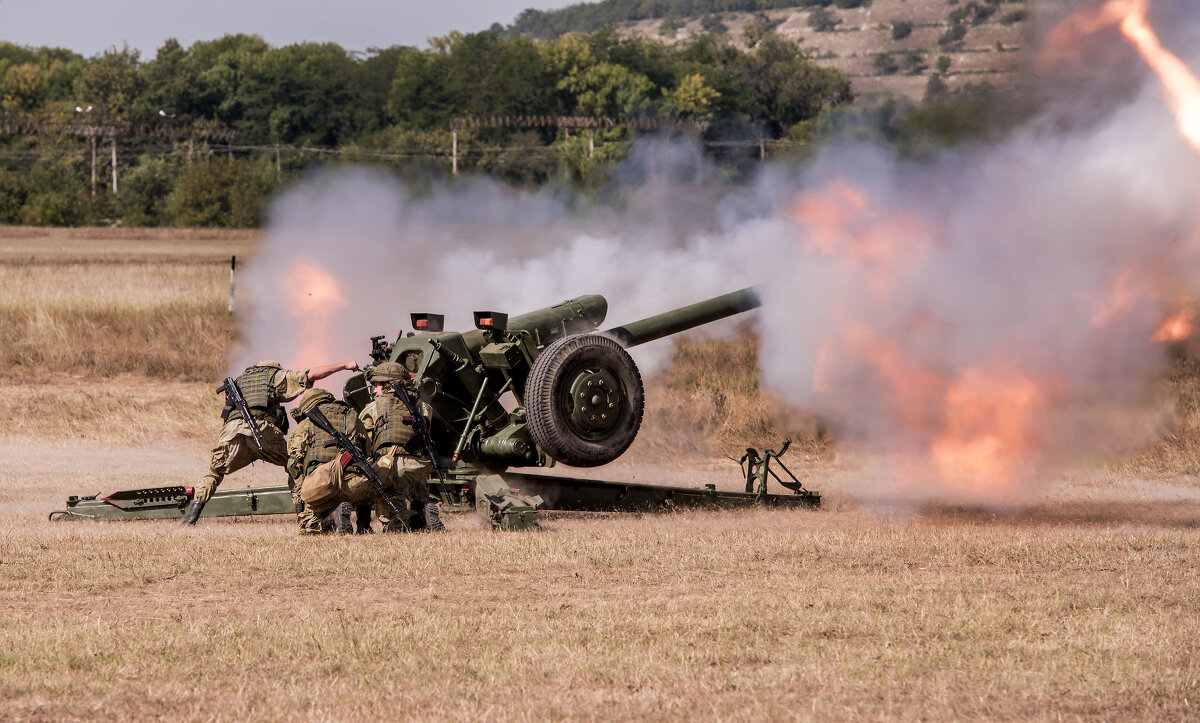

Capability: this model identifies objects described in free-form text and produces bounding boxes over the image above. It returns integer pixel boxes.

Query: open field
[1,228,1199,720]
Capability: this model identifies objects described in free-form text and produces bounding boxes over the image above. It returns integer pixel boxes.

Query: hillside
[507,0,1031,102]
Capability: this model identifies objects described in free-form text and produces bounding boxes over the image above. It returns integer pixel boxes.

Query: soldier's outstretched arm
[306,361,359,382]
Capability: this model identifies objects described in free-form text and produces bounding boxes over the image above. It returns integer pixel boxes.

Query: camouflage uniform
[288,389,371,535]
[295,455,380,534]
[360,362,436,531]
[196,362,311,505]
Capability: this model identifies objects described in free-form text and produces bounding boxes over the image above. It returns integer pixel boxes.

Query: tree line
[0,29,850,227]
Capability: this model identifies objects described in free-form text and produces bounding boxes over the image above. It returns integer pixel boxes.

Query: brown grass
[0,234,238,382]
[0,508,1196,720]
[0,225,256,262]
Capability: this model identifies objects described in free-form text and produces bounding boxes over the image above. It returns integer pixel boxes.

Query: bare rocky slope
[609,1,1030,102]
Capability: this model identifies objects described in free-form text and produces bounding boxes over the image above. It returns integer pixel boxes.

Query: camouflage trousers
[196,417,288,503]
[374,445,434,520]
[294,448,431,534]
[296,455,376,534]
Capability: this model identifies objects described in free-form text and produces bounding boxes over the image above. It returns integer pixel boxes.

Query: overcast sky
[0,0,580,58]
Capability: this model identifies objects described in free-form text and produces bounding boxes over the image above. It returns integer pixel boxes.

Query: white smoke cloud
[233,136,763,381]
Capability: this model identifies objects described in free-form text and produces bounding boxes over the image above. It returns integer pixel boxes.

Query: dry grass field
[1,226,1198,721]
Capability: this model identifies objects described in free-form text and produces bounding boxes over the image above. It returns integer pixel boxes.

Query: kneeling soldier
[288,388,373,535]
[360,362,438,532]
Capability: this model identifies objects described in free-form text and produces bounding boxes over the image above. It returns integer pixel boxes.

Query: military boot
[321,502,354,535]
[179,500,206,526]
[424,502,446,532]
[355,504,374,534]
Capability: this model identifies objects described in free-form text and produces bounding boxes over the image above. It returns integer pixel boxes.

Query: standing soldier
[360,362,438,531]
[182,359,359,526]
[288,387,371,534]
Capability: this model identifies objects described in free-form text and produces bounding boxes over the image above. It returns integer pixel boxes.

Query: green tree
[172,159,274,227]
[662,73,721,120]
[72,45,144,114]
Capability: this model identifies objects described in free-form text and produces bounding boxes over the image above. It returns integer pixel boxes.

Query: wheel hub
[567,368,623,435]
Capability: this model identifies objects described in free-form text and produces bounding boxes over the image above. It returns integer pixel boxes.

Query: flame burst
[283,258,347,369]
[1045,0,1200,153]
[1153,308,1194,342]
[789,167,1185,505]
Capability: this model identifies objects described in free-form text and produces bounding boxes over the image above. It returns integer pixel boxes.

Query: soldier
[359,362,438,532]
[182,359,359,526]
[288,387,373,534]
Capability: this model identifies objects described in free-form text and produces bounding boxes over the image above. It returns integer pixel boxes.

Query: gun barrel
[601,287,761,348]
[508,294,608,340]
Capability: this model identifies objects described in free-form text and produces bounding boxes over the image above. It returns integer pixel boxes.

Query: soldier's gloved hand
[344,360,360,372]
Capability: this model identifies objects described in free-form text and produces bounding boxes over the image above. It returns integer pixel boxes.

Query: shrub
[701,14,728,33]
[1001,10,1028,25]
[872,53,899,75]
[117,156,179,226]
[808,8,840,32]
[939,23,967,46]
[901,51,926,74]
[891,20,914,40]
[937,55,952,73]
[19,192,83,226]
[0,171,26,223]
[172,158,274,228]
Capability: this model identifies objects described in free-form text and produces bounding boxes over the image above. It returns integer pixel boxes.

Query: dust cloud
[234,0,1200,508]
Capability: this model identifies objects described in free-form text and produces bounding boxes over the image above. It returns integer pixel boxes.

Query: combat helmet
[294,388,337,419]
[368,362,408,383]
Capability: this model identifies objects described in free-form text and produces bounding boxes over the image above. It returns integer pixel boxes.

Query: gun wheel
[526,334,644,467]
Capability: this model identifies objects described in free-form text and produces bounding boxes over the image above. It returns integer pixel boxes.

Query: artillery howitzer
[51,287,819,528]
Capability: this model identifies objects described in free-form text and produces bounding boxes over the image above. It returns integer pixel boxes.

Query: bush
[939,23,967,46]
[0,171,26,223]
[808,8,840,32]
[117,156,180,226]
[20,192,83,226]
[700,14,728,34]
[833,0,864,8]
[901,51,926,74]
[1001,10,1028,25]
[937,55,952,73]
[172,158,275,227]
[923,74,950,105]
[891,20,913,40]
[872,53,899,75]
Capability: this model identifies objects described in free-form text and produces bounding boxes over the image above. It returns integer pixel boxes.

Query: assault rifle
[303,405,403,519]
[392,381,451,504]
[223,377,265,454]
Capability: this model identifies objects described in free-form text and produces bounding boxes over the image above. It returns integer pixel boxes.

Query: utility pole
[451,129,458,175]
[110,136,118,193]
[89,133,98,196]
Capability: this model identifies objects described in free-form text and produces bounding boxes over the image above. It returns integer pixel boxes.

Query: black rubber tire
[526,334,644,467]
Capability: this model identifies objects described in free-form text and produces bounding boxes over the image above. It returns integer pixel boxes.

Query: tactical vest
[226,363,282,423]
[370,393,415,456]
[239,363,281,409]
[304,401,358,474]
